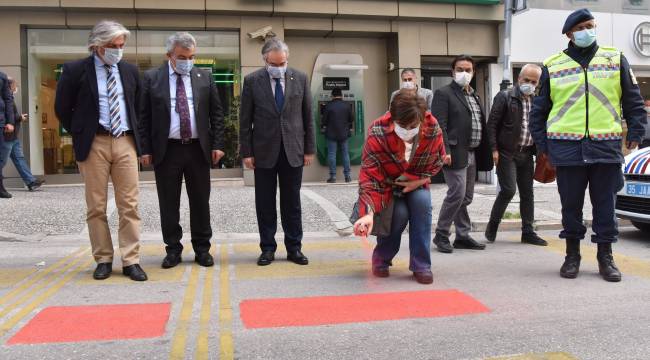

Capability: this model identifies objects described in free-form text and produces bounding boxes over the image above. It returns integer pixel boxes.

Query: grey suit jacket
[239,67,315,169]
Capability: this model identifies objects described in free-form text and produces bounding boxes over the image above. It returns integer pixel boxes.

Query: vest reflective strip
[547,84,586,127]
[547,132,584,140]
[588,85,622,125]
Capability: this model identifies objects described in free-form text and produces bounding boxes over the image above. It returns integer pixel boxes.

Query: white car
[616,146,650,234]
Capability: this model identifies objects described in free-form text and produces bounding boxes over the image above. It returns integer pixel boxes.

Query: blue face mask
[174,59,194,75]
[573,28,596,48]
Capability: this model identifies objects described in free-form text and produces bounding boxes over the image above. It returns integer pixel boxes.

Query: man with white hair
[239,37,315,266]
[139,32,225,269]
[485,64,547,246]
[55,20,147,281]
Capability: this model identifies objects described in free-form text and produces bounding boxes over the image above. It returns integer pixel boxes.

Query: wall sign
[633,22,650,57]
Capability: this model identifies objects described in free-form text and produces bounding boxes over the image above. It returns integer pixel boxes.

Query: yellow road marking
[75,266,185,285]
[140,245,168,257]
[0,246,87,307]
[540,236,650,280]
[169,266,200,360]
[0,249,90,320]
[196,246,217,360]
[487,351,579,360]
[0,269,38,288]
[233,240,362,254]
[219,245,233,360]
[0,257,93,337]
[235,259,407,280]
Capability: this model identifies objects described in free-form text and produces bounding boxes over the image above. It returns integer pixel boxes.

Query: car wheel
[631,221,650,234]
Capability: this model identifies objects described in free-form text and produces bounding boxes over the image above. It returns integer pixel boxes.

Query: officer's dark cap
[562,8,594,34]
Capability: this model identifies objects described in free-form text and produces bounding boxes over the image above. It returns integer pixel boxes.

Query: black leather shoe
[484,221,498,243]
[560,255,581,279]
[195,252,215,267]
[413,271,434,284]
[123,264,148,281]
[0,190,12,198]
[326,177,336,183]
[521,233,548,246]
[257,251,275,266]
[93,262,112,280]
[345,176,352,183]
[372,267,389,278]
[287,250,309,265]
[597,243,621,282]
[453,236,486,250]
[162,253,182,269]
[433,234,453,253]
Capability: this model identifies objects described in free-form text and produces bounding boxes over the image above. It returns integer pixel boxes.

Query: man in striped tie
[55,20,148,281]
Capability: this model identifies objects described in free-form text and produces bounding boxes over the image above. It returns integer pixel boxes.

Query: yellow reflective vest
[543,46,623,141]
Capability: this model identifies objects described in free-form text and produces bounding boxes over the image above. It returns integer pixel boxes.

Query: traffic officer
[530,9,647,282]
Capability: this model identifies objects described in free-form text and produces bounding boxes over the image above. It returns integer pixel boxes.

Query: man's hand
[212,150,225,165]
[626,141,639,150]
[243,157,255,169]
[304,154,315,166]
[492,150,499,166]
[353,214,374,237]
[538,152,555,171]
[20,114,28,122]
[443,154,452,166]
[3,124,14,134]
[140,155,152,166]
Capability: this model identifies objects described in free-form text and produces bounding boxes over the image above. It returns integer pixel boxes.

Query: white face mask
[102,48,123,65]
[174,58,194,75]
[394,124,420,141]
[267,64,287,79]
[454,71,472,87]
[645,106,650,114]
[519,83,536,96]
[401,81,416,90]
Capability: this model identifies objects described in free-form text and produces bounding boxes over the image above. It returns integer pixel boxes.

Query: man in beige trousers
[55,20,147,281]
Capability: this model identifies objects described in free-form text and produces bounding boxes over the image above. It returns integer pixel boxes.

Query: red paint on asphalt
[7,303,171,345]
[240,290,489,328]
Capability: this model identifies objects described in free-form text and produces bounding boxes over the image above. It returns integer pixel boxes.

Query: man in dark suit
[431,54,493,253]
[139,32,225,269]
[321,88,353,183]
[0,70,15,199]
[55,20,147,281]
[239,38,315,266]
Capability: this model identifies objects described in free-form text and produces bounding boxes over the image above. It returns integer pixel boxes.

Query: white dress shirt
[168,61,198,139]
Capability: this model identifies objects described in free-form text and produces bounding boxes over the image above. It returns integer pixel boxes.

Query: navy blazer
[55,56,143,162]
[0,71,15,129]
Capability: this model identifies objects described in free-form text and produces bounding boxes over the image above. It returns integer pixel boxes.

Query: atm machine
[310,54,368,166]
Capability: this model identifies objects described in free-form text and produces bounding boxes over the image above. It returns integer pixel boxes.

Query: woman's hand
[353,214,374,237]
[395,178,429,193]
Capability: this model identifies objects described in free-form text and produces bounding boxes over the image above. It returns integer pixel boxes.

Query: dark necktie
[274,78,284,111]
[175,73,192,140]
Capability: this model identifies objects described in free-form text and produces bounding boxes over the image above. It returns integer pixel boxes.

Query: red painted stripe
[7,303,171,345]
[639,153,650,174]
[240,290,489,329]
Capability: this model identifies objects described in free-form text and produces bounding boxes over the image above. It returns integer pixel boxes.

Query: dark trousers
[556,163,624,243]
[154,142,212,255]
[254,147,304,253]
[488,148,535,234]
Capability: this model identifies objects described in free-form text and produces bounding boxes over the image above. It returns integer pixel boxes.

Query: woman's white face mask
[394,123,420,141]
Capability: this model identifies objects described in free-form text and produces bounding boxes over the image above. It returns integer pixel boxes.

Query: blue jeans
[372,188,432,272]
[327,139,350,178]
[0,138,36,185]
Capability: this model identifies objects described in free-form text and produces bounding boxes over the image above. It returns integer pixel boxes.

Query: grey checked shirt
[464,87,482,149]
[519,96,534,147]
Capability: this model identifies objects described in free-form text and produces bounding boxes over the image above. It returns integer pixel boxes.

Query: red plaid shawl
[358,111,445,217]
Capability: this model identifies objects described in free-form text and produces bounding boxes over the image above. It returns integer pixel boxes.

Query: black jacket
[139,62,225,167]
[3,100,21,142]
[487,86,536,159]
[431,81,493,171]
[0,72,15,129]
[530,42,647,166]
[321,98,352,141]
[54,56,143,161]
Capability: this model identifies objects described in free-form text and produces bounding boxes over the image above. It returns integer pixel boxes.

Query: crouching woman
[353,90,445,284]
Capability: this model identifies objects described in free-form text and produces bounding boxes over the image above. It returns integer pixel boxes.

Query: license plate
[626,183,650,197]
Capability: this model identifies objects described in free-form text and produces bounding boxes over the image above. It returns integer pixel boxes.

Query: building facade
[0,0,504,185]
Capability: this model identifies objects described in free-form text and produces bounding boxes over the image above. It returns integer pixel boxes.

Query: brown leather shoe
[372,267,389,278]
[413,271,434,284]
